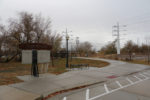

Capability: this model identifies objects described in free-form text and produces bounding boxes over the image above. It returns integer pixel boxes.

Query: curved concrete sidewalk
[9,57,150,98]
[0,85,42,100]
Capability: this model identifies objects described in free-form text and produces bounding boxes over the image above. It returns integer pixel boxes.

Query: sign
[22,50,50,64]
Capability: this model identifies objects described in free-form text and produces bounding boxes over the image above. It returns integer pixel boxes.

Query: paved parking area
[0,85,41,100]
[50,70,150,100]
[47,58,150,100]
[3,57,150,100]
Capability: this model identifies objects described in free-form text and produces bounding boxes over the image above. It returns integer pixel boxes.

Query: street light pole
[63,28,72,68]
[70,38,74,61]
[66,29,69,68]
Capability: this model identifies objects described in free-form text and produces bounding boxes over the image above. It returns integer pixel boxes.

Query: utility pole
[70,40,73,61]
[70,37,74,61]
[113,22,126,55]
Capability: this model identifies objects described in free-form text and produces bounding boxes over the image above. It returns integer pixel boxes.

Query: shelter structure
[19,43,52,77]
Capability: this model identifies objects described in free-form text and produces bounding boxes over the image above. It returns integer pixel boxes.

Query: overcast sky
[1,0,150,50]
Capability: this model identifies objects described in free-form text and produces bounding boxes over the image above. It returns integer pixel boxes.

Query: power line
[121,11,150,24]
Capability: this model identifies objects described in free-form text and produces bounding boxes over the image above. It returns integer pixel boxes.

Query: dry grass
[127,60,150,66]
[0,58,109,85]
[98,54,150,66]
[48,58,109,74]
[0,62,31,85]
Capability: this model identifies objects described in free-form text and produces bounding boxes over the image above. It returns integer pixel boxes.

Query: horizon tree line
[99,39,150,62]
[0,11,96,62]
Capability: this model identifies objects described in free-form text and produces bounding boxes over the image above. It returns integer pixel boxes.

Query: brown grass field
[127,60,150,66]
[0,58,109,85]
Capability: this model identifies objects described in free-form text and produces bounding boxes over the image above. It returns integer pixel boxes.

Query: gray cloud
[1,0,150,50]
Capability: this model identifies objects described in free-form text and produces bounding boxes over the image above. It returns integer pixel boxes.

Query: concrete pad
[119,63,148,70]
[17,73,56,81]
[0,86,41,100]
[100,64,148,76]
[10,78,63,95]
[99,67,133,76]
[57,75,102,86]
[11,73,106,97]
[44,74,106,96]
[79,70,114,78]
[9,57,150,99]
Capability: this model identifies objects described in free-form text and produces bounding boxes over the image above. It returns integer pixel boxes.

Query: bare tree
[33,14,51,43]
[0,11,62,62]
[0,26,4,57]
[0,24,7,58]
[78,41,93,56]
[100,40,117,55]
[8,12,35,44]
[122,40,134,61]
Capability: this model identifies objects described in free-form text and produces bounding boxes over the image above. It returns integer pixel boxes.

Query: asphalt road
[48,57,150,100]
[1,57,149,100]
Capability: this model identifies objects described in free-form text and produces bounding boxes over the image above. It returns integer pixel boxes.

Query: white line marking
[104,84,109,93]
[116,81,122,88]
[86,89,90,100]
[63,72,150,100]
[89,77,149,100]
[143,72,150,76]
[89,92,107,100]
[63,97,67,100]
[139,73,148,79]
[134,75,142,81]
[126,77,134,84]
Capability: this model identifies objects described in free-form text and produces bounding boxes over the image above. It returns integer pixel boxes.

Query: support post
[32,50,39,77]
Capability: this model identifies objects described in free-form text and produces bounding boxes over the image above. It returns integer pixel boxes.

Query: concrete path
[8,57,150,99]
[53,70,150,100]
[0,85,42,100]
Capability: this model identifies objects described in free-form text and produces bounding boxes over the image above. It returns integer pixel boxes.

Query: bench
[70,64,89,70]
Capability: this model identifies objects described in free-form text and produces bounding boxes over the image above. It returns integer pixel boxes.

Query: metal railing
[69,64,89,70]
